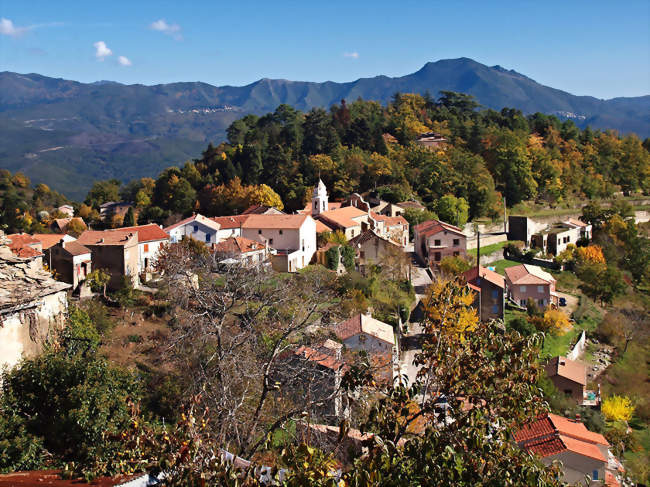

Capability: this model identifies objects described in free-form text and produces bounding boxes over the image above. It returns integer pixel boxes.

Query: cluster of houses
[1,175,621,485]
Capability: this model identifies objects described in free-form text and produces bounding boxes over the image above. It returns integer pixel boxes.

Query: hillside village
[1,170,648,486]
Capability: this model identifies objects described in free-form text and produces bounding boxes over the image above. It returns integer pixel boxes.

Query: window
[268,238,273,245]
[205,234,211,243]
[143,243,149,252]
[279,229,283,235]
[520,299,526,306]
[492,305,499,314]
[520,285,527,293]
[492,290,499,299]
[453,238,460,246]
[193,225,198,233]
[434,239,441,246]
[434,251,441,262]
[258,229,262,234]
[537,285,544,293]
[592,470,599,481]
[538,299,545,306]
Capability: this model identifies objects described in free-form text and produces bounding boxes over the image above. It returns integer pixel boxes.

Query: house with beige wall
[413,219,467,266]
[504,264,557,308]
[77,229,139,290]
[515,413,616,486]
[335,313,395,355]
[545,356,587,402]
[165,213,221,245]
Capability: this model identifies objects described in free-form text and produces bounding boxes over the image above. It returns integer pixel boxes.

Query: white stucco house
[241,214,317,272]
[335,313,395,355]
[164,214,222,245]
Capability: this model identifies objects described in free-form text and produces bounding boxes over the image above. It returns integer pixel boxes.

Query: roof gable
[336,314,395,346]
[545,356,586,385]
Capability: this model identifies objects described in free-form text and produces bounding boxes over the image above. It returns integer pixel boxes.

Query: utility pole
[503,196,507,234]
[476,230,480,270]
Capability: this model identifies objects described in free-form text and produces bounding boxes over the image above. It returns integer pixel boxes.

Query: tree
[122,207,136,227]
[85,179,121,208]
[602,395,635,422]
[537,309,572,335]
[154,245,344,458]
[86,269,111,298]
[65,218,87,237]
[325,246,340,270]
[439,255,472,276]
[0,307,143,478]
[420,276,478,339]
[435,195,469,227]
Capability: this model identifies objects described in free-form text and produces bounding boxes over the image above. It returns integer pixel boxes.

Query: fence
[567,330,586,360]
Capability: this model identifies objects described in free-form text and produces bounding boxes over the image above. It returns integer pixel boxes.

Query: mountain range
[1,57,648,200]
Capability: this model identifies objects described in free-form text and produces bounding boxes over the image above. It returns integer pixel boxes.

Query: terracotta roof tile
[6,234,42,258]
[112,224,168,242]
[349,230,399,248]
[463,265,505,289]
[77,230,137,246]
[336,313,395,346]
[31,234,66,250]
[315,220,333,233]
[293,346,344,371]
[414,219,464,237]
[241,214,309,230]
[0,469,144,486]
[213,236,264,254]
[545,357,586,386]
[317,206,368,229]
[61,240,91,256]
[211,215,251,229]
[504,264,552,286]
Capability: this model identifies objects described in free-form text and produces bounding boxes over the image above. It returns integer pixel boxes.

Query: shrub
[340,245,356,271]
[504,241,525,259]
[325,246,340,270]
[509,316,536,336]
[602,395,635,422]
[440,256,472,276]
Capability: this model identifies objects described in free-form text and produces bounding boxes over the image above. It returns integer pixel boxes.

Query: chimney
[574,413,581,422]
[99,238,104,243]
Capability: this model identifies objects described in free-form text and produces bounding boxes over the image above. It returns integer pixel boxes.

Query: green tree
[435,194,469,227]
[122,206,136,227]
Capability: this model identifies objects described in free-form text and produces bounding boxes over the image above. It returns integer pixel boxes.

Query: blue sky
[1,0,649,99]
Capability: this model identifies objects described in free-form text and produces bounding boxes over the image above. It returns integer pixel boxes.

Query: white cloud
[93,41,112,60]
[0,18,29,37]
[343,51,359,59]
[149,19,182,40]
[118,55,132,66]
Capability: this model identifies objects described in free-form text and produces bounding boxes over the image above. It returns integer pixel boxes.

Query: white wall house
[164,214,222,245]
[241,214,317,272]
[212,215,251,241]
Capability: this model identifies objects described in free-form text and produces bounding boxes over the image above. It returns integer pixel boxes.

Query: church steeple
[312,179,328,216]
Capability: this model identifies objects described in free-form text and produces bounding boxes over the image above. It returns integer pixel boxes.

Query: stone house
[277,340,347,421]
[504,264,557,308]
[369,212,409,246]
[164,213,222,245]
[48,239,92,291]
[349,230,403,272]
[0,232,71,372]
[241,214,317,272]
[413,219,467,266]
[515,413,616,486]
[462,265,505,321]
[109,224,169,275]
[545,356,587,402]
[77,229,139,290]
[317,206,369,241]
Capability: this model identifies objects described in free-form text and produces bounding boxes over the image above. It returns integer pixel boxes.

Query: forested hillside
[86,92,650,226]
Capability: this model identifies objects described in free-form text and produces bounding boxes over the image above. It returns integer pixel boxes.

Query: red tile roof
[504,264,551,286]
[241,214,309,230]
[213,236,264,254]
[605,470,620,487]
[349,230,399,248]
[463,265,505,289]
[7,234,43,258]
[211,214,250,229]
[315,220,333,233]
[369,211,408,226]
[336,313,395,345]
[164,214,221,232]
[293,345,344,371]
[545,357,586,386]
[414,219,464,238]
[77,230,137,246]
[32,234,66,250]
[52,217,86,233]
[111,224,168,243]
